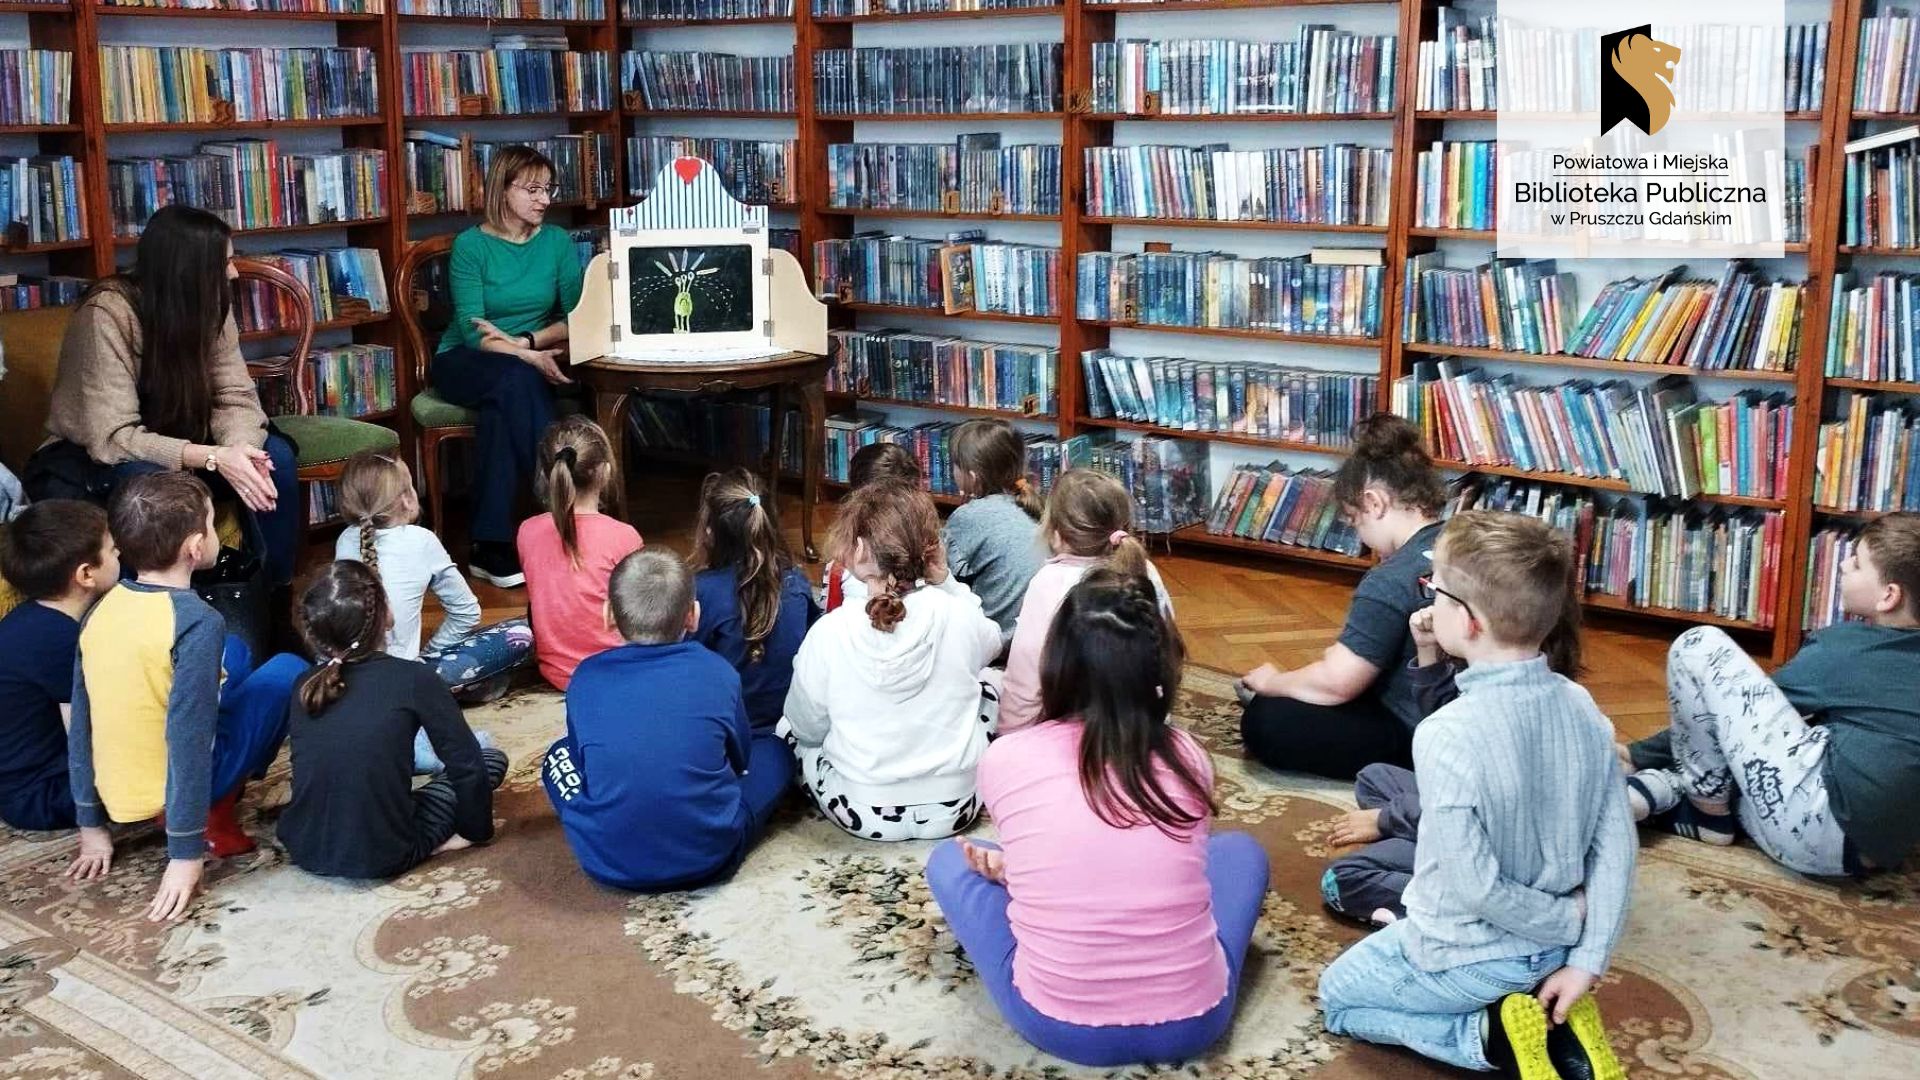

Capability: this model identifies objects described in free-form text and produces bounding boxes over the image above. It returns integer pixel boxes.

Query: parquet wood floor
[372,467,1694,744]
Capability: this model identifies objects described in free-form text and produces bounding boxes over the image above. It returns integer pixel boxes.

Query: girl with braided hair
[925,567,1268,1066]
[781,480,1003,841]
[277,561,510,879]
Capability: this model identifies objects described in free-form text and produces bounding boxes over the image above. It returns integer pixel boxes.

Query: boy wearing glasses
[1626,512,1920,878]
[1319,510,1634,1080]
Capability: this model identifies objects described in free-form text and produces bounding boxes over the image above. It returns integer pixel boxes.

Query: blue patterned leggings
[412,617,533,774]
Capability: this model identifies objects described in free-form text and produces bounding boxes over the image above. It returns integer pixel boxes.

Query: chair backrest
[233,257,317,415]
[395,234,456,390]
[0,304,76,473]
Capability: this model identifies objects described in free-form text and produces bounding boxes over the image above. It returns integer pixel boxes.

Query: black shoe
[1547,996,1625,1080]
[1482,994,1561,1080]
[469,541,525,588]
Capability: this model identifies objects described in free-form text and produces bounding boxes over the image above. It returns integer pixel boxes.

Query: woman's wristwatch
[521,331,538,350]
[202,447,220,473]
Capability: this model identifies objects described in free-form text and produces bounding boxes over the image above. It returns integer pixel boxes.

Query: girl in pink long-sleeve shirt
[924,566,1268,1068]
[997,469,1175,734]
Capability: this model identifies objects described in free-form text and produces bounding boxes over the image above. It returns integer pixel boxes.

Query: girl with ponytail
[996,468,1177,734]
[518,416,642,690]
[925,567,1268,1066]
[782,480,1003,841]
[278,561,510,879]
[690,468,819,729]
[1239,413,1447,780]
[942,419,1045,646]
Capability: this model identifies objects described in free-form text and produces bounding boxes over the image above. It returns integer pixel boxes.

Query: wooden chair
[393,234,477,529]
[235,257,400,498]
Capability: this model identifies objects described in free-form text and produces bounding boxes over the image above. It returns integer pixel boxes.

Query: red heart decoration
[672,158,702,185]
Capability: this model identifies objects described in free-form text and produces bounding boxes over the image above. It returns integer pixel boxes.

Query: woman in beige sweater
[30,205,299,584]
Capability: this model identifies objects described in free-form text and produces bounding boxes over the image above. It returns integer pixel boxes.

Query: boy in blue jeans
[543,549,792,891]
[65,473,306,922]
[0,500,119,831]
[1319,512,1634,1079]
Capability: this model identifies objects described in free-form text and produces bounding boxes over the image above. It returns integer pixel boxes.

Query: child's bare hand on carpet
[1535,966,1597,1025]
[66,826,114,881]
[433,834,474,856]
[146,858,203,922]
[1329,808,1383,846]
[959,839,1005,883]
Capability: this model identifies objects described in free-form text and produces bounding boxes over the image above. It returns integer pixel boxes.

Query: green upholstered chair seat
[412,387,478,430]
[274,415,401,468]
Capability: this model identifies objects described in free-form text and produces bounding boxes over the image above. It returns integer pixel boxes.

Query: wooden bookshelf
[1430,459,1789,511]
[813,5,1065,22]
[1079,415,1352,457]
[1083,111,1397,122]
[1169,524,1375,571]
[1081,215,1388,233]
[1401,342,1802,384]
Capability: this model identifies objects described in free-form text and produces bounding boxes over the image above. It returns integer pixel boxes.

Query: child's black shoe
[1482,993,1561,1080]
[1546,996,1625,1080]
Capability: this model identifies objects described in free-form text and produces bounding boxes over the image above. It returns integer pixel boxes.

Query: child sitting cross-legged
[65,472,307,921]
[689,468,819,731]
[822,441,922,613]
[926,567,1270,1068]
[278,561,510,879]
[544,549,792,890]
[943,419,1045,648]
[1318,510,1633,1079]
[783,479,1002,840]
[0,500,119,832]
[1626,512,1920,877]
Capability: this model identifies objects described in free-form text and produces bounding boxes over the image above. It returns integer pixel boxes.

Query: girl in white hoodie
[782,480,1003,840]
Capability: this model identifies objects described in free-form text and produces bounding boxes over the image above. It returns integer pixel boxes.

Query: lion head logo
[1601,25,1682,136]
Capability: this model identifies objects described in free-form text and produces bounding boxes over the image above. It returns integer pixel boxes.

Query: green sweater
[437,224,586,354]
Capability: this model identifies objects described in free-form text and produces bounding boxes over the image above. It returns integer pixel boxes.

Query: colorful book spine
[1077,250,1384,339]
[829,142,1061,215]
[1803,525,1862,630]
[0,50,71,127]
[235,247,391,330]
[1090,33,1397,116]
[624,51,793,112]
[253,344,398,420]
[813,44,1061,115]
[1087,436,1208,533]
[828,328,1058,415]
[400,0,601,16]
[108,143,387,238]
[99,47,380,124]
[1843,137,1920,249]
[1416,6,1498,111]
[0,274,87,310]
[1395,360,1793,500]
[1414,140,1494,230]
[630,0,790,17]
[1826,270,1920,383]
[1203,462,1364,555]
[1814,393,1920,512]
[1082,350,1376,444]
[1083,144,1391,225]
[0,157,85,245]
[634,137,794,204]
[105,0,382,11]
[403,45,612,116]
[1855,9,1920,114]
[1561,262,1804,373]
[1402,254,1578,354]
[814,235,1061,317]
[813,0,1045,14]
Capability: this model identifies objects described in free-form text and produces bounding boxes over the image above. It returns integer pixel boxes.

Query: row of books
[812,0,1047,14]
[1077,250,1384,339]
[813,233,1060,317]
[0,157,85,247]
[1804,526,1859,630]
[1814,393,1920,514]
[812,45,1061,115]
[623,51,793,113]
[99,47,377,125]
[234,247,391,331]
[828,140,1060,216]
[0,274,87,311]
[1856,9,1920,115]
[108,145,386,238]
[399,0,603,16]
[1083,144,1391,226]
[1395,361,1794,501]
[1087,436,1208,534]
[825,328,1058,415]
[401,44,613,116]
[104,0,380,10]
[1089,33,1398,117]
[1827,270,1920,384]
[1082,351,1377,445]
[1566,263,1805,374]
[626,0,788,18]
[405,132,613,213]
[253,344,398,421]
[1652,22,1830,116]
[477,135,613,202]
[632,136,793,204]
[1204,463,1363,556]
[1415,7,1496,113]
[1415,140,1494,231]
[1842,135,1920,249]
[0,51,71,128]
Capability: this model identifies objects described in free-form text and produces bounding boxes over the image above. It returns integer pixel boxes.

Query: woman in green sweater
[432,146,586,588]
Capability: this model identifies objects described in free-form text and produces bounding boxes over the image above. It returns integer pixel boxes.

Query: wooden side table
[575,352,831,561]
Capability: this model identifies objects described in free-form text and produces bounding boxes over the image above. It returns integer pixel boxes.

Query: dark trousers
[1,775,75,832]
[1628,728,1675,771]
[1323,764,1421,922]
[430,345,556,544]
[1240,694,1414,781]
[209,636,305,801]
[409,747,512,867]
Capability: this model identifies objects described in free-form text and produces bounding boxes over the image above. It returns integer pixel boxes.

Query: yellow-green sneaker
[1482,993,1560,1080]
[1548,995,1626,1080]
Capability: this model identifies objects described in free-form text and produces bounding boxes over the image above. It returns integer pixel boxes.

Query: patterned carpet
[2,667,1917,1080]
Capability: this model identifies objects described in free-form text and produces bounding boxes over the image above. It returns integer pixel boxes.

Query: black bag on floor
[195,508,271,663]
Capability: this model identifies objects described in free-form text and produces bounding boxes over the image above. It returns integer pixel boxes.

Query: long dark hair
[92,205,234,444]
[1039,566,1212,837]
[689,468,794,663]
[296,560,391,716]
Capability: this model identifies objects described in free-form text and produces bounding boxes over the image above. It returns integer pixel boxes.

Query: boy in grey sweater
[1319,511,1635,1080]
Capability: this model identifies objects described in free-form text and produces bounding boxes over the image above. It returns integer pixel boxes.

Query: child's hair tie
[324,655,345,668]
[746,493,761,508]
[1013,476,1032,494]
[1108,529,1129,547]
[557,445,578,468]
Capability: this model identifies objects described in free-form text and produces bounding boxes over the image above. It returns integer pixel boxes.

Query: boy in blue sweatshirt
[543,548,793,891]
